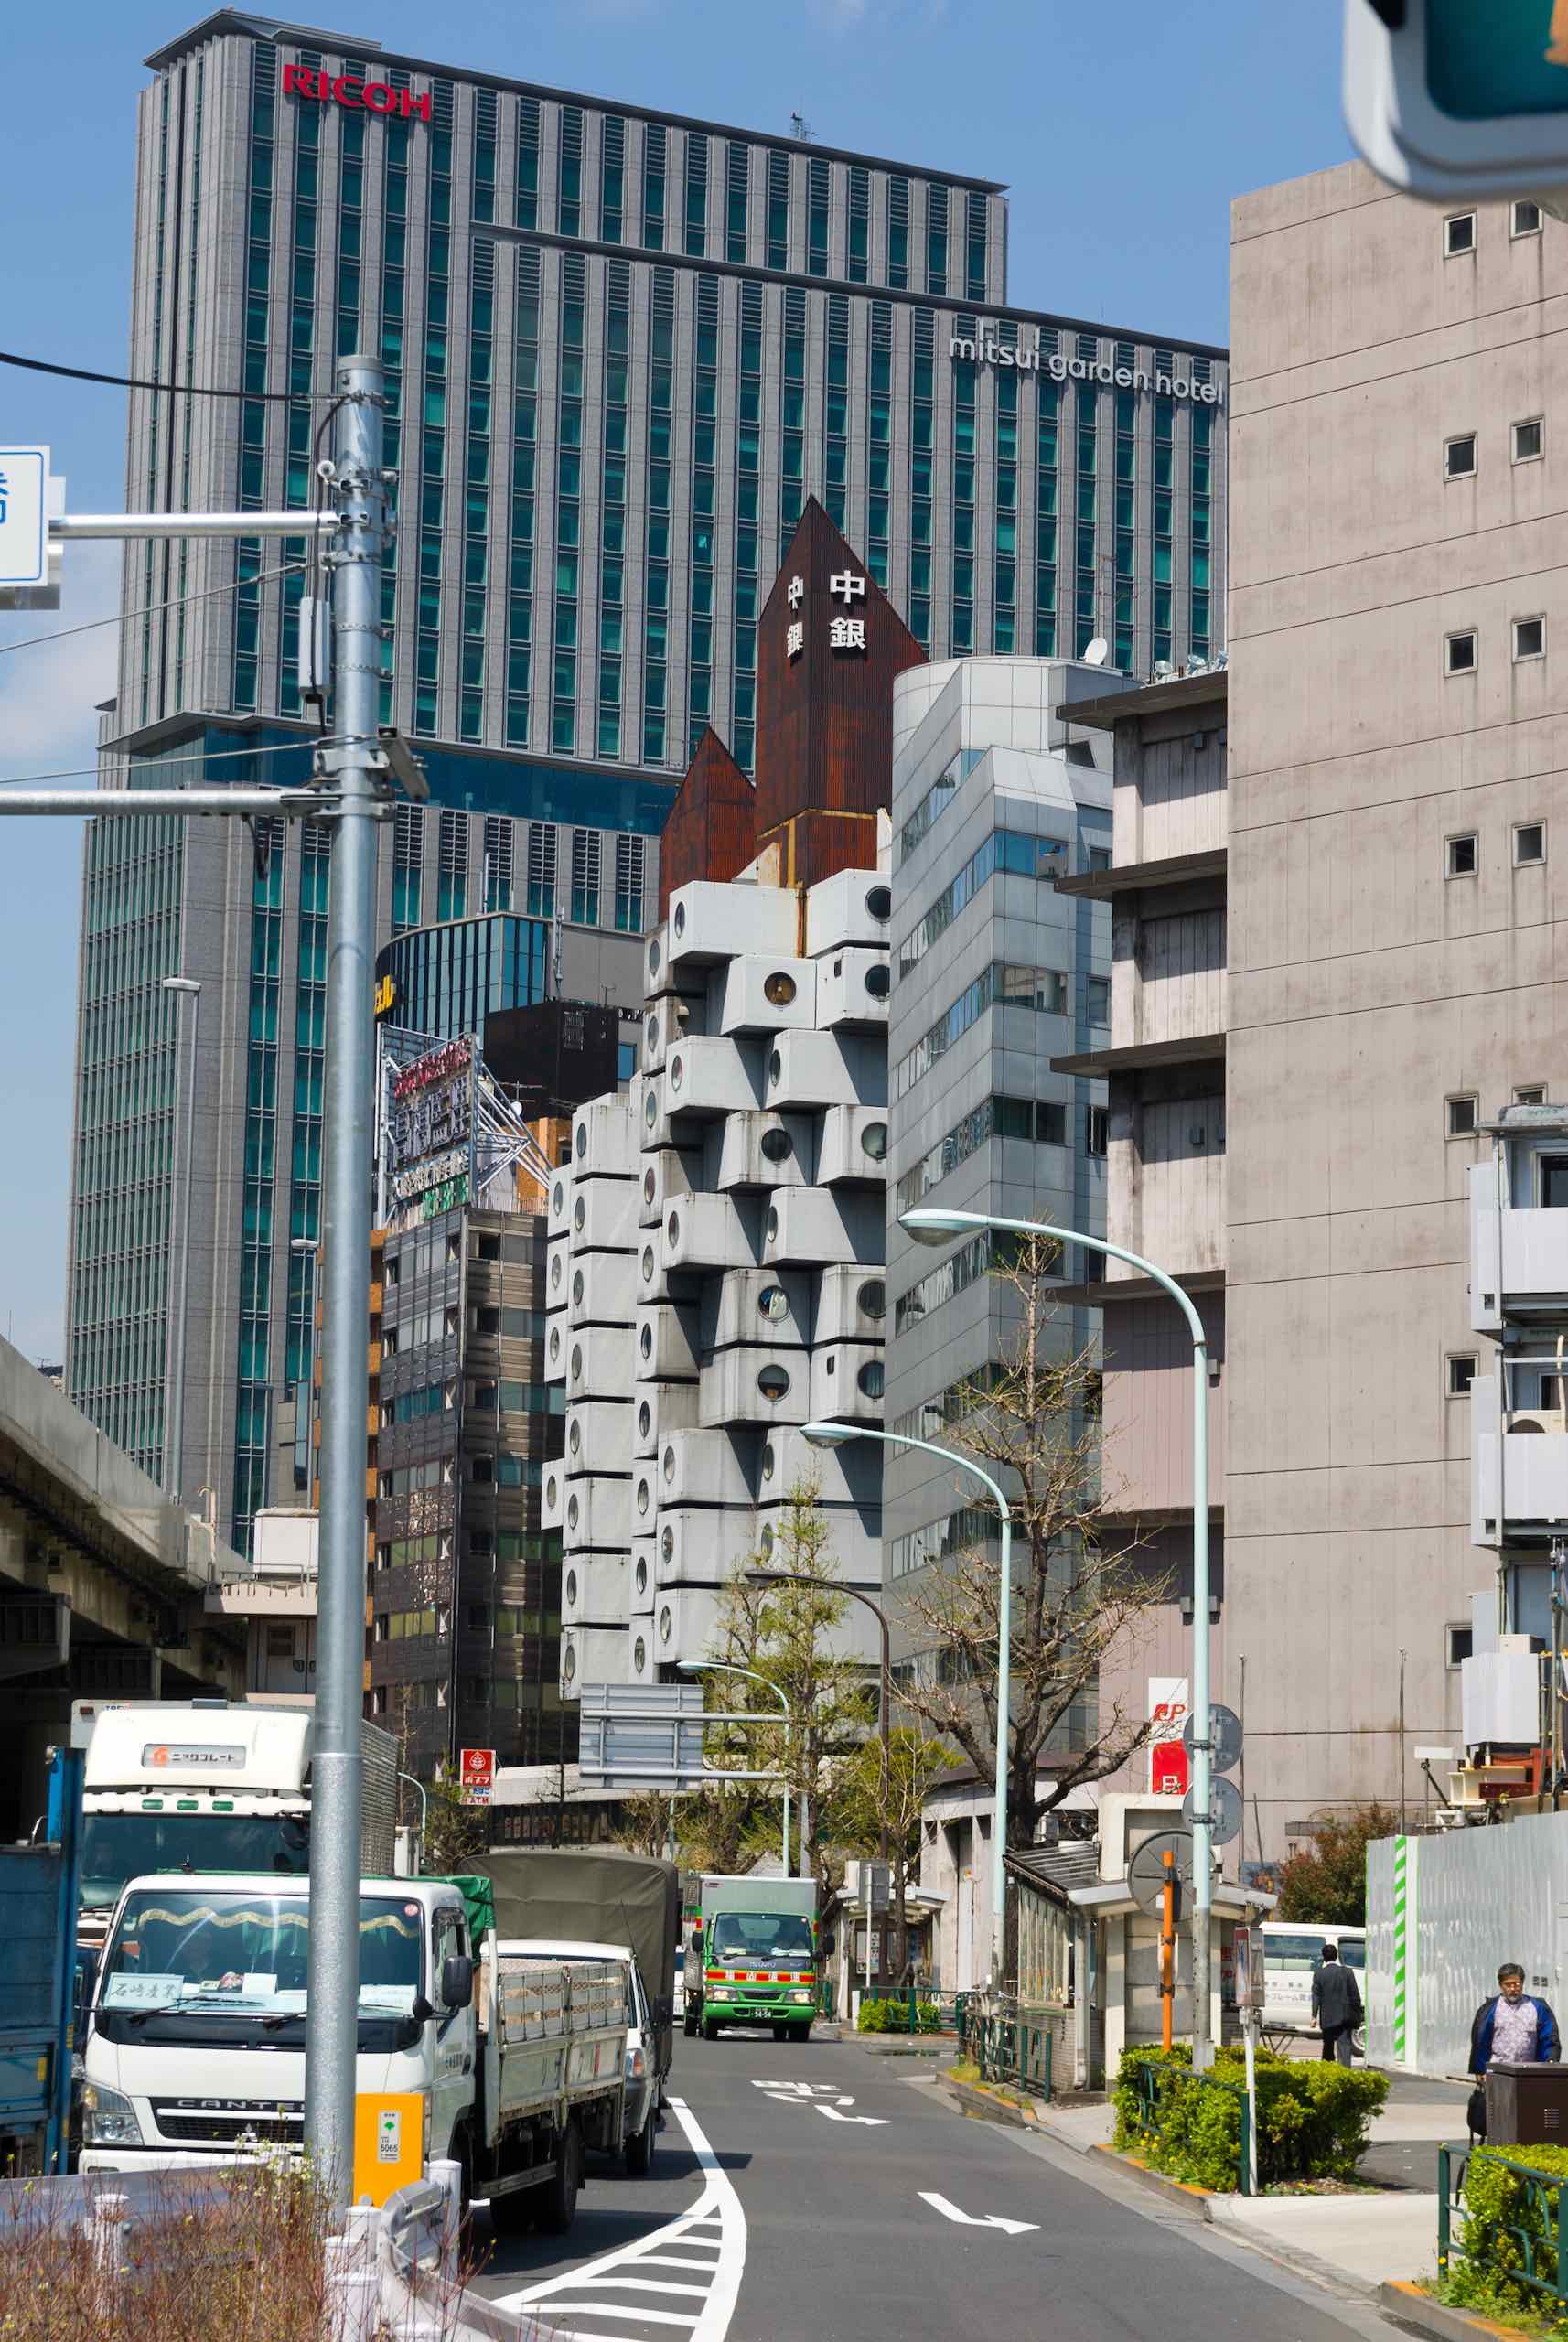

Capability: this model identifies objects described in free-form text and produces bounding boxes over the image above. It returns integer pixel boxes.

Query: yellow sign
[374,974,398,1019]
[352,2091,424,2206]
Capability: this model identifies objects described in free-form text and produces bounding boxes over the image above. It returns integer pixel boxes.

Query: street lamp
[805,1418,1012,1996]
[900,1202,1217,2072]
[160,976,201,1503]
[678,1659,793,1875]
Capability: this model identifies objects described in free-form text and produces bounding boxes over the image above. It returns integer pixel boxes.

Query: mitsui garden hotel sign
[950,331,1224,404]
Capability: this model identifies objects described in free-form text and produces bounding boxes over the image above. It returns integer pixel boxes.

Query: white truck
[80,1873,627,2234]
[73,1700,398,1948]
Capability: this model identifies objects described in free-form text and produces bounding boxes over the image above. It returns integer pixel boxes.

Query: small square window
[1516,1086,1547,1106]
[1446,832,1478,877]
[1514,617,1546,661]
[1447,1355,1477,1396]
[1447,1624,1474,1669]
[1445,629,1477,675]
[1515,822,1547,865]
[1511,199,1543,239]
[1445,212,1477,257]
[1444,434,1477,481]
[1447,1094,1478,1137]
[1513,417,1544,463]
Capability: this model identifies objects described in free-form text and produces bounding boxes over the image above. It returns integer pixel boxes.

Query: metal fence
[1439,2143,1568,2315]
[955,1995,1054,2099]
[1124,2058,1253,2196]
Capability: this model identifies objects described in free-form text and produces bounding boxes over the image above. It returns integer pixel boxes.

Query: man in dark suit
[1312,1942,1363,2065]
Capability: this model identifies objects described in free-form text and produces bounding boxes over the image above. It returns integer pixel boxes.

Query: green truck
[682,1875,819,2042]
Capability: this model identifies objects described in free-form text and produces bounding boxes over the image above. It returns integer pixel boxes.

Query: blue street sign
[0,449,48,589]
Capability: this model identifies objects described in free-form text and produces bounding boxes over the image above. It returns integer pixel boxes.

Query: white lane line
[490,2093,746,2342]
[593,2279,710,2299]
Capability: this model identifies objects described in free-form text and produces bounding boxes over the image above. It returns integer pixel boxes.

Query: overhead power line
[0,557,310,658]
[0,736,322,789]
[0,347,330,403]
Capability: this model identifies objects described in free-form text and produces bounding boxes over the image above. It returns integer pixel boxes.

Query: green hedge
[857,1994,941,2034]
[1112,2043,1389,2193]
[1444,2142,1568,2328]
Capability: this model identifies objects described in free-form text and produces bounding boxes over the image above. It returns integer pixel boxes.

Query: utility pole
[304,355,387,2196]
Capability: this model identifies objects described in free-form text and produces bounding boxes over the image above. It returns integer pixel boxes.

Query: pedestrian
[1466,1962,1561,2136]
[1312,1941,1363,2065]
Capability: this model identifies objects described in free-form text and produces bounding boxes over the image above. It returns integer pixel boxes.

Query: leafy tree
[423,1762,489,1875]
[828,1726,952,1979]
[897,1243,1170,1856]
[1273,1804,1399,1927]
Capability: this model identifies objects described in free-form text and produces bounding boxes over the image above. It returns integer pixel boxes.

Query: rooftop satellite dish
[1152,660,1176,684]
[1082,636,1110,668]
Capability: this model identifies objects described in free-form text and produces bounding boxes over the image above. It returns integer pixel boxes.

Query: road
[467,2028,1395,2342]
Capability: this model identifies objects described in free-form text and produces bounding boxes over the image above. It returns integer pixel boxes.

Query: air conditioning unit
[1509,1411,1568,1434]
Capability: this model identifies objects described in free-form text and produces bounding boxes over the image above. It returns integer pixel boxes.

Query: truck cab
[683,1875,819,2043]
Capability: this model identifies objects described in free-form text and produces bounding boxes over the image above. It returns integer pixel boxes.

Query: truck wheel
[789,2023,812,2044]
[539,2121,583,2236]
[683,2008,699,2038]
[771,2023,789,2042]
[702,2016,719,2042]
[488,2182,536,2242]
[626,2100,656,2176]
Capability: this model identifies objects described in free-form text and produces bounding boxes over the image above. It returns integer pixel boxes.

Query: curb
[935,2069,1044,2131]
[855,2037,952,2060]
[1088,2143,1212,2219]
[1377,2280,1526,2342]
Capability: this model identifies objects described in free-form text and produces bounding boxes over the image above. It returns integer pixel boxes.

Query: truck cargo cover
[483,1850,680,2047]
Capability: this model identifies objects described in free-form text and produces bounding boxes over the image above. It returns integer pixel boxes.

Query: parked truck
[80,1871,627,2234]
[683,1875,819,2042]
[73,1699,398,1946]
[1,1739,84,2175]
[479,1848,681,2175]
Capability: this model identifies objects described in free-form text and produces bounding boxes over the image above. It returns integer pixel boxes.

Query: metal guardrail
[1438,2142,1568,2313]
[955,1994,1053,2099]
[1125,2057,1253,2196]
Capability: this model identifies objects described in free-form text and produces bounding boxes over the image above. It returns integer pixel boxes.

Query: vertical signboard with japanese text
[1148,1677,1190,1798]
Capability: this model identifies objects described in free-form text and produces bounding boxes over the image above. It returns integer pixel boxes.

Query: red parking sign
[459,1747,496,1805]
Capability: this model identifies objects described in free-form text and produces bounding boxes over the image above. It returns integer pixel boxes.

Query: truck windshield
[81,1813,309,1910]
[99,1887,424,2023]
[710,1913,814,1967]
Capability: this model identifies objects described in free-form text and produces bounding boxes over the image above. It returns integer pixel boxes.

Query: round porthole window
[570,1343,584,1381]
[634,1636,648,1672]
[767,1207,779,1244]
[858,1279,886,1321]
[760,1127,792,1164]
[551,1253,563,1290]
[757,1363,790,1401]
[662,1445,676,1483]
[865,885,892,921]
[641,1246,656,1282]
[646,1015,660,1056]
[564,1642,577,1685]
[566,1569,578,1607]
[764,971,797,1006]
[567,1493,580,1531]
[635,1556,649,1596]
[861,1121,888,1162]
[661,1526,674,1562]
[760,1524,774,1558]
[574,1195,586,1232]
[643,1166,657,1205]
[667,1211,681,1247]
[637,1478,651,1517]
[575,1123,587,1161]
[758,1284,789,1322]
[660,1606,673,1645]
[857,1360,886,1399]
[548,1327,561,1366]
[673,904,686,938]
[768,1048,783,1084]
[569,1418,583,1456]
[545,1471,558,1508]
[638,1401,651,1439]
[640,1324,653,1359]
[761,1441,777,1483]
[644,1090,658,1128]
[865,964,890,1000]
[553,1180,565,1216]
[670,1055,684,1092]
[572,1270,585,1306]
[649,938,661,980]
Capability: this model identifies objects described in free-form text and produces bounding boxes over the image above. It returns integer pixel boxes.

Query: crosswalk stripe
[532,2304,699,2327]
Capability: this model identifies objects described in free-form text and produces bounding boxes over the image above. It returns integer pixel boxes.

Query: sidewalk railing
[1125,2057,1253,2196]
[957,1995,1053,2100]
[1438,2142,1568,2315]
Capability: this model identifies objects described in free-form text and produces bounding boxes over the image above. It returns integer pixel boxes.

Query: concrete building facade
[66,10,1228,1558]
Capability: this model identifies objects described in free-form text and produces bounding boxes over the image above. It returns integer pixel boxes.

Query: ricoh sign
[950,334,1224,405]
[283,61,431,120]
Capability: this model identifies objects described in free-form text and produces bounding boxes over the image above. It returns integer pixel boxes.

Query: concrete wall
[1224,162,1553,1843]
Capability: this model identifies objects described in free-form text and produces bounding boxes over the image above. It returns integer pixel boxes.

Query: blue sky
[0,0,1353,1363]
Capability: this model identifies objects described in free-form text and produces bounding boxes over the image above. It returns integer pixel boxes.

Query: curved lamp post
[804,1419,1013,1995]
[900,1203,1216,2072]
[679,1657,792,1875]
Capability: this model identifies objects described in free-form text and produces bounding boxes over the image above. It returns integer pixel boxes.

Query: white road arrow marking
[817,2107,889,2126]
[918,2191,1038,2237]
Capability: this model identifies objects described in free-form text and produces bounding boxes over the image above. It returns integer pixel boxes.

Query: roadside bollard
[429,2156,463,2288]
[324,2202,381,2342]
[88,2191,127,2287]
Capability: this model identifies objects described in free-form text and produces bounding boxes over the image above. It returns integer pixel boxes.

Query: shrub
[1112,2042,1389,2193]
[858,1993,941,2034]
[1442,2143,1568,2327]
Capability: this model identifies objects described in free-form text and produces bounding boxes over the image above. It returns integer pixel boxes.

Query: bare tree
[898,1242,1168,1853]
[829,1726,952,1981]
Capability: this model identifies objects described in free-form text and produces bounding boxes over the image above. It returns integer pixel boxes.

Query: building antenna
[790,112,814,142]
